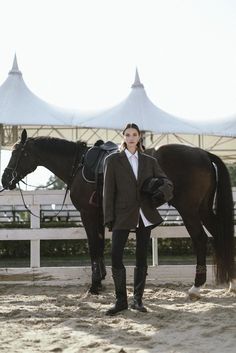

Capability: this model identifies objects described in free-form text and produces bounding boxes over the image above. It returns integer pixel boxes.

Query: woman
[103,123,173,315]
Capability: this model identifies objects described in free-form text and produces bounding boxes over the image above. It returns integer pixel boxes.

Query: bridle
[4,142,36,188]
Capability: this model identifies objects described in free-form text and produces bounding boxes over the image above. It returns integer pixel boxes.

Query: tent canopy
[74,69,201,134]
[0,55,77,126]
[1,57,235,138]
[192,115,236,137]
[0,57,235,162]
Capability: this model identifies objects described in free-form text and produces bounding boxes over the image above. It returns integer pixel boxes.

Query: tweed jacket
[103,150,173,230]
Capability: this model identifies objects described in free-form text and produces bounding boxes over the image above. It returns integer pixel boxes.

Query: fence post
[152,237,158,266]
[30,205,40,268]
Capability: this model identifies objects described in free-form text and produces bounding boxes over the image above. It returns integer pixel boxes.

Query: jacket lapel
[137,152,145,185]
[118,151,137,184]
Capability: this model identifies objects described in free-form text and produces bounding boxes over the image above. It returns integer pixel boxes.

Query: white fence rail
[0,189,235,274]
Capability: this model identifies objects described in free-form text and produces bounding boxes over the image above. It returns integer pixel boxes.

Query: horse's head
[1,129,38,190]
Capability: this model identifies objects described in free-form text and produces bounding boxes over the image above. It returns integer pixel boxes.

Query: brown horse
[2,130,235,297]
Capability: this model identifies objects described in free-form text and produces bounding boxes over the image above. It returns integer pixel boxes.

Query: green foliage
[227,163,236,187]
[0,222,29,229]
[0,241,29,258]
[40,239,88,257]
[47,175,66,190]
[0,236,208,259]
[1,236,235,262]
[40,221,79,228]
[38,175,66,190]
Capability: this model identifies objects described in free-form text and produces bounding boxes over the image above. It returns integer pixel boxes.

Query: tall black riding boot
[130,266,148,313]
[106,267,128,316]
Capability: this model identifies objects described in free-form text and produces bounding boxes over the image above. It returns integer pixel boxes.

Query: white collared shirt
[125,149,152,227]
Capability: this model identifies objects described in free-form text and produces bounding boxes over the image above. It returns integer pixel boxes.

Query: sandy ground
[0,283,235,353]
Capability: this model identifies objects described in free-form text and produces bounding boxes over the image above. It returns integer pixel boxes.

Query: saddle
[83,141,118,182]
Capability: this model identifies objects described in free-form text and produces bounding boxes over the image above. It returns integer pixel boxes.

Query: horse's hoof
[229,280,236,293]
[88,286,100,295]
[188,285,201,300]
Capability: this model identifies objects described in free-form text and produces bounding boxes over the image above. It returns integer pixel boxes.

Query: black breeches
[111,218,151,269]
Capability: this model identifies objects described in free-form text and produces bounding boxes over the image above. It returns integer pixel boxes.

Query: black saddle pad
[83,141,118,182]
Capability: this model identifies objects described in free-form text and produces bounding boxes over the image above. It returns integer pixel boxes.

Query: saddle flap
[83,141,118,182]
[84,146,102,171]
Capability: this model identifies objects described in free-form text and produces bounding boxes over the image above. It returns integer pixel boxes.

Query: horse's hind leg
[180,212,208,299]
[80,209,106,294]
[201,209,236,292]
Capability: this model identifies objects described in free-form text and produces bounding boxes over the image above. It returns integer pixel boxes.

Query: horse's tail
[208,152,235,283]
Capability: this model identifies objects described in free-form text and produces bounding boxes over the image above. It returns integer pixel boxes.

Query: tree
[227,164,236,187]
[45,175,66,190]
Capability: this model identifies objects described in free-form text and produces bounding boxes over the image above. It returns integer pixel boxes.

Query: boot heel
[132,266,148,313]
[106,300,128,316]
[106,267,127,316]
[130,299,147,312]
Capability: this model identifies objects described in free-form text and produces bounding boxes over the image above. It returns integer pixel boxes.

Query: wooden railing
[0,189,235,268]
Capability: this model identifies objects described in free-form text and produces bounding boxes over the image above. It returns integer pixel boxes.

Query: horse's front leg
[229,279,236,292]
[228,262,236,293]
[80,209,106,294]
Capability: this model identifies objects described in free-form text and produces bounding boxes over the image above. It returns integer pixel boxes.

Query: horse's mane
[28,136,88,156]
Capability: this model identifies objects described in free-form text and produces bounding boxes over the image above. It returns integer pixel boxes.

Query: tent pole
[141,130,146,149]
[0,124,3,178]
[198,134,204,149]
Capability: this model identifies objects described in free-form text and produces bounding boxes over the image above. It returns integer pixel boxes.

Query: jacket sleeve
[103,156,116,224]
[153,159,174,202]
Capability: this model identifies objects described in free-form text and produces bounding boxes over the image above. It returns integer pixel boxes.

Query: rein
[17,181,70,219]
[67,141,85,189]
[20,179,58,189]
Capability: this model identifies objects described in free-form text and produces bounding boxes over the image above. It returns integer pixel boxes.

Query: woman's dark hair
[120,123,144,152]
[122,123,141,135]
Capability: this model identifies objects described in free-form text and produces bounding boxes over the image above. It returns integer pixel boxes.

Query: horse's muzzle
[1,170,17,190]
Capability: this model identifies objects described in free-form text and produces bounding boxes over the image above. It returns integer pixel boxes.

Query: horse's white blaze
[229,279,236,292]
[188,285,201,299]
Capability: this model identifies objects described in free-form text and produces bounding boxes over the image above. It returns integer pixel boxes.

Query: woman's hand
[151,190,165,207]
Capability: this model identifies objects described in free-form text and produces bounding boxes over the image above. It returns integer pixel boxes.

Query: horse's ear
[21,129,27,145]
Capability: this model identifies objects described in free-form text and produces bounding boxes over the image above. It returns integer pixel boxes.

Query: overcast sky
[1,0,236,120]
[1,0,236,187]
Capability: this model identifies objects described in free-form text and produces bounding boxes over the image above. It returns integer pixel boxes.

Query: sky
[1,0,236,188]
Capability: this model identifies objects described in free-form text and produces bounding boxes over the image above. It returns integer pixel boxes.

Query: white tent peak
[8,54,22,76]
[0,54,78,126]
[76,68,201,134]
[131,68,144,88]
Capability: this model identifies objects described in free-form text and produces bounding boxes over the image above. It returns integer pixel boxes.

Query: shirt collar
[125,149,138,159]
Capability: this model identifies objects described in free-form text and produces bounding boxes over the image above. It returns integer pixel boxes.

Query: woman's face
[123,128,140,150]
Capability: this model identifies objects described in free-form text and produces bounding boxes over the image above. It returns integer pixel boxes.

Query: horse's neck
[33,144,75,184]
[40,154,74,183]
